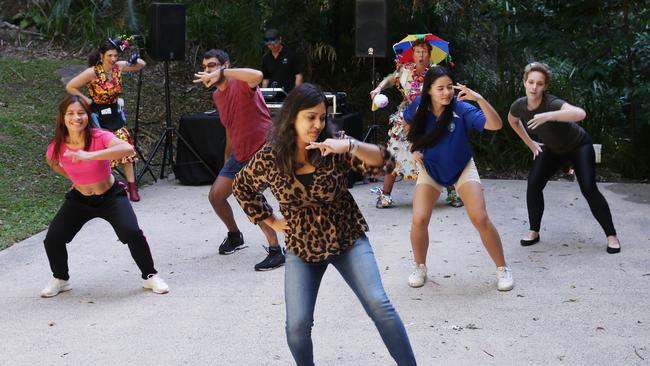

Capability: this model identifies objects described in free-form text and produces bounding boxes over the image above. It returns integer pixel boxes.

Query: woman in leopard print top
[233,83,416,365]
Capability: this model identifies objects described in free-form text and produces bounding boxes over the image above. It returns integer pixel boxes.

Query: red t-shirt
[212,79,272,162]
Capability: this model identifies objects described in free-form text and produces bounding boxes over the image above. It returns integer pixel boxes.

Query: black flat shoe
[520,235,540,246]
[606,242,621,254]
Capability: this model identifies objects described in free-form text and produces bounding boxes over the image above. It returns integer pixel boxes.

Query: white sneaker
[408,263,427,288]
[40,278,71,298]
[143,274,169,294]
[496,266,514,291]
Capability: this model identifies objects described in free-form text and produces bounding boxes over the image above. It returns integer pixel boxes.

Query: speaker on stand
[138,3,214,182]
[355,0,386,145]
[331,112,365,188]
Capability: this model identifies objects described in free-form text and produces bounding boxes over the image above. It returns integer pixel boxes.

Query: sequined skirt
[111,127,138,167]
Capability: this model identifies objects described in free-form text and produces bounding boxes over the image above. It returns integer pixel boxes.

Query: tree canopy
[8,0,649,178]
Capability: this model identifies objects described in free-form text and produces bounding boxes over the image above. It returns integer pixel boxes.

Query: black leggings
[527,140,616,236]
[43,182,157,280]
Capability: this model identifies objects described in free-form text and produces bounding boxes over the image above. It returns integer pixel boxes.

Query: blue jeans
[218,153,248,179]
[284,235,416,366]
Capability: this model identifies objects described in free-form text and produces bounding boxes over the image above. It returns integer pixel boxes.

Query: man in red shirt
[193,49,284,271]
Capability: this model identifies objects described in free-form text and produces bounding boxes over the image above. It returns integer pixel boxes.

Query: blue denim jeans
[218,153,248,179]
[284,235,416,366]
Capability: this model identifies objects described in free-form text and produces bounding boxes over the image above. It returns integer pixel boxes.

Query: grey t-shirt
[509,94,587,154]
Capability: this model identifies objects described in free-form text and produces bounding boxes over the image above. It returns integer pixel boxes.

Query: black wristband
[216,66,226,85]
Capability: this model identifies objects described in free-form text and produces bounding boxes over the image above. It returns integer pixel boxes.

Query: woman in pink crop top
[40,95,168,298]
[66,37,146,202]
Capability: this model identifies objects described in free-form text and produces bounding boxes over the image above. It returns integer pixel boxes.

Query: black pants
[526,137,616,236]
[43,182,157,280]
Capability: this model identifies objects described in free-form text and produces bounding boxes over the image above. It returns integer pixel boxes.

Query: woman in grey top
[507,62,620,253]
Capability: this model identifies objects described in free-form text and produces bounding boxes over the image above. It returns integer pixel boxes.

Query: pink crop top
[46,129,115,185]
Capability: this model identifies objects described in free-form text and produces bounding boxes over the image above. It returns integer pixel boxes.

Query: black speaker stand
[364,51,380,144]
[138,61,216,181]
[131,46,157,184]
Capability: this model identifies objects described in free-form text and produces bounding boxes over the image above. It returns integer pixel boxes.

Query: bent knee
[364,295,392,317]
[579,185,600,199]
[285,318,313,338]
[468,212,490,230]
[208,188,229,205]
[44,229,74,247]
[118,228,146,244]
[411,214,431,228]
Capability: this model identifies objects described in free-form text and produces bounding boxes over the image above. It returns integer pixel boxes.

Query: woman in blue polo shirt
[403,66,514,291]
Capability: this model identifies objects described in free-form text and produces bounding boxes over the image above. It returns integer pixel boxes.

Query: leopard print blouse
[233,143,395,263]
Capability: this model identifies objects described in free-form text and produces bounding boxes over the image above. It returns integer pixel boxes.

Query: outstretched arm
[508,112,542,159]
[370,71,397,99]
[306,138,395,177]
[64,137,134,163]
[454,83,502,130]
[194,67,263,89]
[65,68,96,105]
[294,73,303,88]
[118,57,146,73]
[526,102,586,130]
[46,158,70,179]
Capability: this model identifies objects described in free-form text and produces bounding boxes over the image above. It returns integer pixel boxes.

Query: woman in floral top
[233,83,416,365]
[370,40,462,208]
[66,37,145,201]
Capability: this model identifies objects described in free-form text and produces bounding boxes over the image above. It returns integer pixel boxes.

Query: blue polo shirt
[404,96,485,186]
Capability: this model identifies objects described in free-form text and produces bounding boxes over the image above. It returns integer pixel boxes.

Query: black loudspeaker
[174,113,226,185]
[147,3,186,61]
[355,0,387,57]
[331,113,365,187]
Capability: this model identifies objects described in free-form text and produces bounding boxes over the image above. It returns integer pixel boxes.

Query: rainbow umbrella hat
[392,33,449,65]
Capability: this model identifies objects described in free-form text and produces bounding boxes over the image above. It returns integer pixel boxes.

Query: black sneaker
[254,246,285,271]
[218,232,247,255]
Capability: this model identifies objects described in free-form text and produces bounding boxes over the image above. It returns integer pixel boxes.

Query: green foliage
[5,0,650,178]
[0,57,74,249]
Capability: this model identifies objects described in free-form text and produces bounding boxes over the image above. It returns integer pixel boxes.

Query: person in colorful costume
[370,40,462,208]
[66,36,145,201]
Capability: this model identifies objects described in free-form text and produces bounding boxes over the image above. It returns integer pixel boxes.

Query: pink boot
[127,182,140,202]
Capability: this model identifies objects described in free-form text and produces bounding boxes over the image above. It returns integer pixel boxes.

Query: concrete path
[1,178,649,365]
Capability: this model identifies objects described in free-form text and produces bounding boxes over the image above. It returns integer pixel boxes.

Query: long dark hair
[50,95,93,163]
[269,83,333,175]
[407,66,456,152]
[87,39,119,66]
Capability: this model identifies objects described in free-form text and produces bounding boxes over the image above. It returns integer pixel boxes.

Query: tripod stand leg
[363,124,380,144]
[134,145,157,183]
[137,129,170,183]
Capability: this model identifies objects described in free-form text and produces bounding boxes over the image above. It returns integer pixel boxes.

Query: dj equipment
[331,112,364,187]
[147,3,186,61]
[355,0,385,138]
[261,88,288,117]
[139,3,206,182]
[355,0,387,57]
[324,92,347,117]
[173,113,225,185]
[263,90,347,119]
[260,88,288,103]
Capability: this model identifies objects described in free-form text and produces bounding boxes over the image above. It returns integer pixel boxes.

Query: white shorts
[416,158,481,192]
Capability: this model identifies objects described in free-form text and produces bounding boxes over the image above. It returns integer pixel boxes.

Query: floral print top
[86,64,122,105]
[233,144,394,262]
[393,63,428,112]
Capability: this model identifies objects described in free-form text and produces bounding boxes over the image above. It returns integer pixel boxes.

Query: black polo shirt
[261,47,301,92]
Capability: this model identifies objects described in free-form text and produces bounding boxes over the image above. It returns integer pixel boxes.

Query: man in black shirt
[261,29,303,92]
